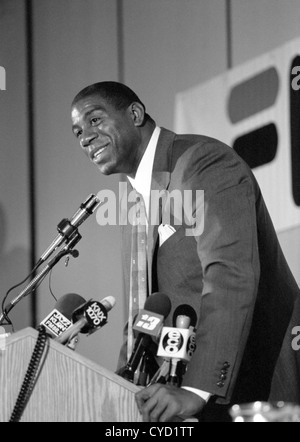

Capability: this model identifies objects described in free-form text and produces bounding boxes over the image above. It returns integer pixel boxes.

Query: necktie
[127,191,148,361]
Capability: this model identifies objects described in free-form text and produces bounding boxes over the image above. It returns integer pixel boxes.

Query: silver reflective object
[230,401,300,422]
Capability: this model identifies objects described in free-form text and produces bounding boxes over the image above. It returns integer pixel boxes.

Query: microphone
[172,304,198,329]
[120,292,171,383]
[40,293,86,339]
[137,351,150,386]
[55,296,116,346]
[40,194,101,263]
[157,305,197,386]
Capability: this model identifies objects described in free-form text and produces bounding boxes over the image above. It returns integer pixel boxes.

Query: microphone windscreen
[101,296,116,312]
[55,293,86,320]
[144,292,171,318]
[172,304,197,328]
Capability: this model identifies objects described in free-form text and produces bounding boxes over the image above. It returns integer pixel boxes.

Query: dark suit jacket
[118,128,299,410]
[269,296,300,404]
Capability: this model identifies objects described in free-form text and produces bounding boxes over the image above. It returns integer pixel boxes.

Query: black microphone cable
[1,261,41,329]
[9,325,49,422]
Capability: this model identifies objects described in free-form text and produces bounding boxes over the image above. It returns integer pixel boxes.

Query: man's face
[71,93,141,176]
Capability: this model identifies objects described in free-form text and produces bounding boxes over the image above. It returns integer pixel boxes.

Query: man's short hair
[72,81,146,112]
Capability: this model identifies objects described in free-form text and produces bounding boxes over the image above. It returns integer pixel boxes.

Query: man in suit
[71,81,300,422]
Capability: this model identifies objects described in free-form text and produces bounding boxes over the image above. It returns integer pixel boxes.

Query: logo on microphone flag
[158,327,196,362]
[133,310,164,338]
[41,309,72,337]
[85,301,108,328]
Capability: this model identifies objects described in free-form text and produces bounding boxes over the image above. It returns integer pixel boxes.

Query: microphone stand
[0,232,81,326]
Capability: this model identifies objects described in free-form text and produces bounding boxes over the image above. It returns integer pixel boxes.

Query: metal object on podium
[230,401,300,422]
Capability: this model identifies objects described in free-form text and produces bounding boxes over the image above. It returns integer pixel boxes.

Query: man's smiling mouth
[92,145,108,162]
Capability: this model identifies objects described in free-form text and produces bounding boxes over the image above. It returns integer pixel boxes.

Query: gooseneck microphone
[40,194,101,263]
[55,295,116,346]
[120,292,171,383]
[0,195,101,328]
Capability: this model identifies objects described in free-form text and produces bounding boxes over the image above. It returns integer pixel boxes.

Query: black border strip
[25,0,37,327]
[117,0,125,83]
[226,0,232,69]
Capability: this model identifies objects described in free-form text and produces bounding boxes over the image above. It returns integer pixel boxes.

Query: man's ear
[129,102,145,126]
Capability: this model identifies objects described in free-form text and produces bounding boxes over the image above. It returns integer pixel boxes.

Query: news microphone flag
[40,293,86,338]
[157,327,196,362]
[72,297,115,334]
[133,310,164,339]
[56,296,116,345]
[120,292,171,383]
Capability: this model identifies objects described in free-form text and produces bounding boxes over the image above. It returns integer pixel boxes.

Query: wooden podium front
[0,327,142,422]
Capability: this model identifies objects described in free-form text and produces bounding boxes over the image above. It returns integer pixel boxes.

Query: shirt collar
[127,126,161,214]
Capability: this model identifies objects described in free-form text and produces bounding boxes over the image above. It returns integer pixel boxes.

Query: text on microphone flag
[40,309,72,338]
[85,301,108,328]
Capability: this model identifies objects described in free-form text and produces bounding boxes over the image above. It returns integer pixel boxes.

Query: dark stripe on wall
[226,0,232,69]
[228,67,280,124]
[117,0,125,83]
[232,123,278,169]
[290,55,300,206]
[25,0,37,327]
[117,0,126,185]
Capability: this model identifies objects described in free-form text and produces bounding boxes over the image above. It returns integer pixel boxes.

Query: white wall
[231,0,300,285]
[0,0,31,330]
[32,0,124,371]
[123,0,227,129]
[232,0,300,66]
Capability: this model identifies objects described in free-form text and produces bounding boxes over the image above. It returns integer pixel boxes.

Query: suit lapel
[120,178,134,311]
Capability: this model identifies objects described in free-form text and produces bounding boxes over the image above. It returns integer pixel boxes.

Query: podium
[0,328,142,422]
